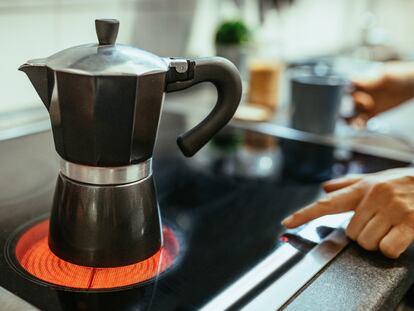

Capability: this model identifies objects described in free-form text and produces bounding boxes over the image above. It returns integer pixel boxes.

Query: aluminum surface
[243,229,349,310]
[168,59,189,73]
[60,158,152,185]
[201,213,351,310]
[20,20,169,76]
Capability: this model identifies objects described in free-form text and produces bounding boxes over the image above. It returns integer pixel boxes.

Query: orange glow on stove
[279,235,289,243]
[14,220,179,290]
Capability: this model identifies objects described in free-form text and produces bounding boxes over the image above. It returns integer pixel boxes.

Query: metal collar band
[60,159,152,185]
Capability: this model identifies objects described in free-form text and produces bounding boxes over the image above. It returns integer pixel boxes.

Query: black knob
[95,19,119,45]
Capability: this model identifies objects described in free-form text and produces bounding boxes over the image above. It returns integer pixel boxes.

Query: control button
[279,233,318,253]
[316,226,336,239]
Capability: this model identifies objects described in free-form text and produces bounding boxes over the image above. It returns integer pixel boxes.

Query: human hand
[282,168,414,258]
[350,62,414,127]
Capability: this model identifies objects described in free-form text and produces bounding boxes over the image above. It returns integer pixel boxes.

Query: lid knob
[95,19,119,45]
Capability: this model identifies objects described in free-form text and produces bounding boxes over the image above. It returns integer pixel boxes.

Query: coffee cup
[290,73,348,134]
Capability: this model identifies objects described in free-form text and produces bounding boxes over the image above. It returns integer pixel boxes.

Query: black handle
[166,57,242,157]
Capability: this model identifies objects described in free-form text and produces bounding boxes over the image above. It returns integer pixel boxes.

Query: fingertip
[352,91,375,112]
[323,182,356,193]
[384,252,400,259]
[322,180,331,188]
[345,228,356,241]
[322,182,336,193]
[322,179,349,193]
[281,215,300,228]
[281,215,293,227]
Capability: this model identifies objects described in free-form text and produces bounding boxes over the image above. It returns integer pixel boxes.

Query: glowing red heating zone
[15,220,179,290]
[279,235,289,243]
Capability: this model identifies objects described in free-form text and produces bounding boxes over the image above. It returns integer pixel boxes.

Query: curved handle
[166,57,242,157]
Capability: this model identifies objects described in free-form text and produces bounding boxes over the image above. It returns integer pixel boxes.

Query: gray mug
[290,74,347,134]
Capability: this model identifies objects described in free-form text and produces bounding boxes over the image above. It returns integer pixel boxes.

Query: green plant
[215,20,250,45]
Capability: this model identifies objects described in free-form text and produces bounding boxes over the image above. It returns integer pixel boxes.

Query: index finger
[282,185,364,228]
[323,174,363,193]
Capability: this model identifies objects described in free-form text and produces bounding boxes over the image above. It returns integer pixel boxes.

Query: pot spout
[19,59,53,110]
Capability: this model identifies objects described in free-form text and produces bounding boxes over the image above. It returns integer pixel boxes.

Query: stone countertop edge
[283,242,414,311]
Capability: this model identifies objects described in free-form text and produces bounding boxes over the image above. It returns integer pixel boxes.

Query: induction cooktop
[0,123,410,311]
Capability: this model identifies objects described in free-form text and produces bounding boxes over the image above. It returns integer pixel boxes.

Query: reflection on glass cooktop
[0,131,410,311]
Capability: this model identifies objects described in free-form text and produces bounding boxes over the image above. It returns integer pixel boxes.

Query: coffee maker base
[49,173,163,268]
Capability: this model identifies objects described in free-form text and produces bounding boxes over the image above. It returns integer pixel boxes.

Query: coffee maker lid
[42,19,169,76]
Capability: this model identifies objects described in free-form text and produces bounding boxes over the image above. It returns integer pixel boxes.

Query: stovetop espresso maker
[19,19,241,267]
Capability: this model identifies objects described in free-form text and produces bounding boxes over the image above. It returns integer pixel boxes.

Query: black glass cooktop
[0,125,410,311]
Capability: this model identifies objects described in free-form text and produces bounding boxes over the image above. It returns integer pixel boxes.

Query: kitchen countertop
[2,89,414,310]
[284,243,414,310]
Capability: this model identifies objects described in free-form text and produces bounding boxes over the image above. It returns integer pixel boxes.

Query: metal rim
[60,158,152,185]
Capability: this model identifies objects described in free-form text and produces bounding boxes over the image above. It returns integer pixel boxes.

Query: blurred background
[2,0,414,150]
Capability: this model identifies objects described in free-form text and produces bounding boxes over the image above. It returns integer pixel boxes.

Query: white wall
[371,0,414,54]
[0,0,136,113]
[0,0,194,114]
[283,0,414,59]
[2,0,414,114]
